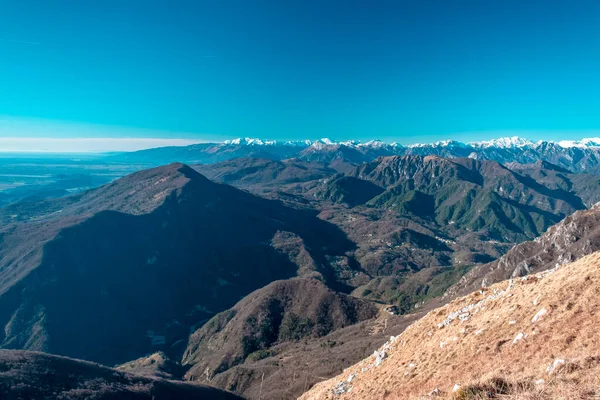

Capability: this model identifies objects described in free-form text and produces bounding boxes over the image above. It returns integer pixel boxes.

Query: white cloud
[0,137,205,153]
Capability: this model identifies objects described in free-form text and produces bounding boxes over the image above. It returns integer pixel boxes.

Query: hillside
[193,158,335,195]
[0,163,354,365]
[1,158,598,399]
[194,155,600,312]
[183,278,377,379]
[449,203,600,297]
[116,352,185,380]
[182,278,422,399]
[303,156,600,310]
[0,349,241,399]
[346,155,594,241]
[315,175,384,207]
[300,251,600,399]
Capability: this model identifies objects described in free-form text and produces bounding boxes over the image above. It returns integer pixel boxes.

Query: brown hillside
[0,163,355,365]
[449,203,600,298]
[183,278,378,384]
[203,311,422,400]
[300,252,600,399]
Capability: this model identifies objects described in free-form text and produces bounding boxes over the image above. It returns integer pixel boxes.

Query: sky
[2,0,600,151]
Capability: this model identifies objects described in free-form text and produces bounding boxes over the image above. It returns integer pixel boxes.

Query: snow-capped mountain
[117,136,600,173]
[470,136,534,148]
[223,138,311,147]
[408,139,468,148]
[556,137,600,148]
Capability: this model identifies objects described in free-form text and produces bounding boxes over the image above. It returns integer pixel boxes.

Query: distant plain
[0,153,145,206]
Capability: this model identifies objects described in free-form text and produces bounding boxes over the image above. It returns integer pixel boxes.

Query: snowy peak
[407,140,468,148]
[215,136,600,150]
[222,138,310,147]
[219,136,600,154]
[470,136,533,148]
[223,138,275,146]
[122,135,600,174]
[317,138,336,145]
[358,139,401,149]
[556,137,600,148]
[308,138,339,150]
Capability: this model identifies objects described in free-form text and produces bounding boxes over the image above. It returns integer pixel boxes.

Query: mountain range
[116,136,600,173]
[194,155,600,311]
[1,146,600,399]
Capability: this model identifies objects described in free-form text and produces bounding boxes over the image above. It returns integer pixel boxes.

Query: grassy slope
[301,251,600,399]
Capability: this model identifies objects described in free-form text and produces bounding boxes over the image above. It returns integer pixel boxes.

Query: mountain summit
[0,163,354,365]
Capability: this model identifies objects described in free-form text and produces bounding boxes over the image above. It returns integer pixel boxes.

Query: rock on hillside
[300,251,600,399]
[182,278,378,385]
[448,203,600,297]
[0,349,242,400]
[0,163,354,365]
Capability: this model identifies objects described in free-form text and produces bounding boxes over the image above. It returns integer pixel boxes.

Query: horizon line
[3,134,600,154]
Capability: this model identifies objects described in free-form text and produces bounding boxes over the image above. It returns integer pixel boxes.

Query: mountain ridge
[0,349,242,399]
[0,162,357,365]
[115,136,600,174]
[447,202,600,298]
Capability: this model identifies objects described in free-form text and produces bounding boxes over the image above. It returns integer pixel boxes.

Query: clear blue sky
[2,0,600,146]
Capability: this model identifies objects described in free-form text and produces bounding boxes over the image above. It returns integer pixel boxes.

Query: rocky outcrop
[448,203,600,297]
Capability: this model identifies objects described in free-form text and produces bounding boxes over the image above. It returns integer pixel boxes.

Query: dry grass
[443,364,600,399]
[300,252,600,400]
[444,364,600,400]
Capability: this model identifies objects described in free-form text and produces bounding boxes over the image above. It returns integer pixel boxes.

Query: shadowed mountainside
[181,277,423,399]
[182,278,377,382]
[0,349,242,400]
[194,155,600,312]
[344,155,593,241]
[0,163,355,366]
[194,158,335,191]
